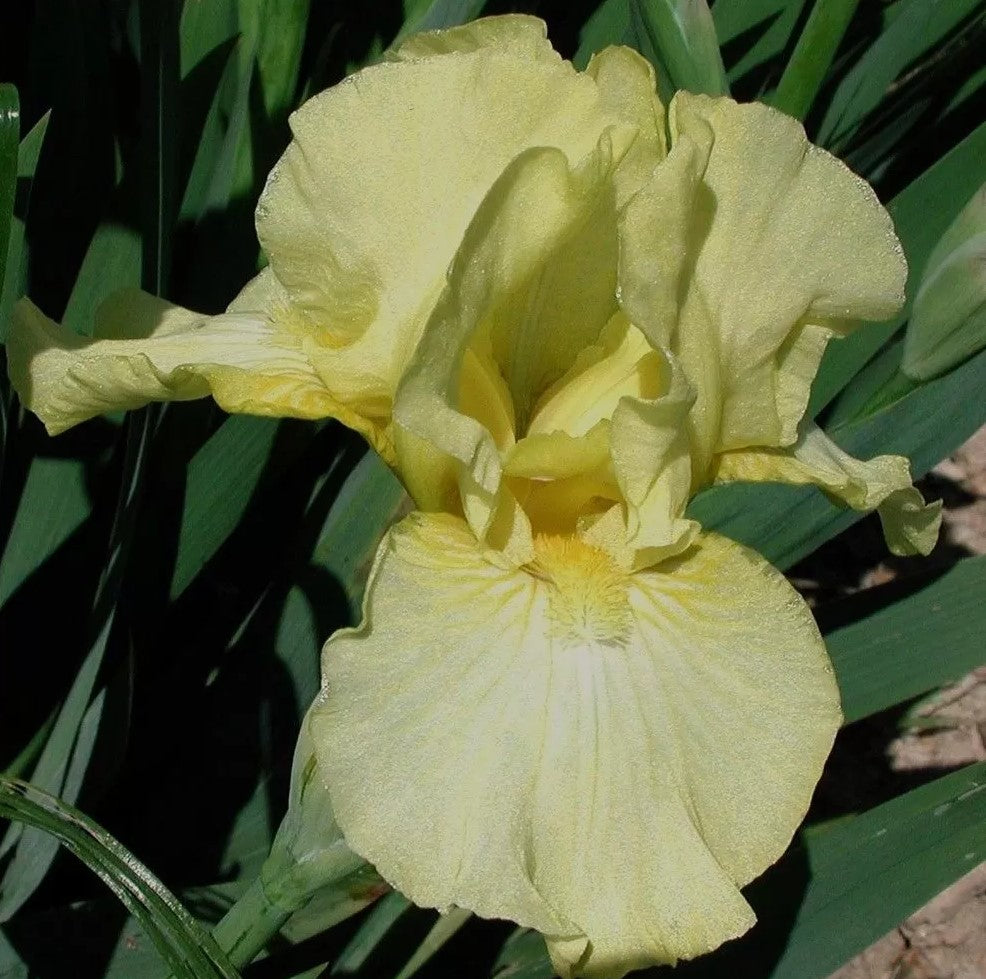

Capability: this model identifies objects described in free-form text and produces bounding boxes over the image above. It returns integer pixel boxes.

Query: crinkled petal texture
[311,513,841,979]
[393,128,696,566]
[617,92,938,554]
[5,274,370,439]
[257,15,663,444]
[716,422,942,555]
[619,92,907,476]
[7,17,664,455]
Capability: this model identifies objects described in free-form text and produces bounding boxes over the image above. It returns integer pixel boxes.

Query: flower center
[529,533,632,648]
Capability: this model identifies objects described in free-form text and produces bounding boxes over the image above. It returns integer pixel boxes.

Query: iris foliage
[0,0,985,977]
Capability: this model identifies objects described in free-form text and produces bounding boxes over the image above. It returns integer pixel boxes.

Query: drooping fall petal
[6,277,354,437]
[310,512,841,979]
[715,422,942,555]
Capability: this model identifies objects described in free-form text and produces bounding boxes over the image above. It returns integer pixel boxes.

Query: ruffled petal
[609,353,698,561]
[386,14,558,62]
[527,313,665,439]
[619,92,907,476]
[525,313,697,563]
[6,282,355,438]
[504,423,611,480]
[256,22,644,433]
[311,513,841,979]
[715,422,942,555]
[583,46,666,205]
[393,133,631,558]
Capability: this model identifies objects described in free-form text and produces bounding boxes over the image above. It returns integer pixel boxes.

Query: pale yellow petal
[527,313,664,439]
[526,313,697,561]
[609,353,698,560]
[256,32,641,430]
[6,291,345,437]
[393,134,630,554]
[459,343,516,453]
[584,46,666,205]
[485,155,625,428]
[511,471,621,538]
[504,422,611,480]
[878,486,943,557]
[716,422,941,555]
[619,93,906,476]
[386,14,556,62]
[311,514,840,978]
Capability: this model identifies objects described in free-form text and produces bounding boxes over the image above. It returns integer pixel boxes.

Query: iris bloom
[7,16,940,979]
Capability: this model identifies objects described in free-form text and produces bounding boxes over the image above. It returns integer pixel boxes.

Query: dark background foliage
[0,1,985,977]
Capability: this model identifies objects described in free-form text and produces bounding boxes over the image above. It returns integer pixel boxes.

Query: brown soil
[826,427,986,979]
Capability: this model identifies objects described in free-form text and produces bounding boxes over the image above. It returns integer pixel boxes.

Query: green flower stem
[206,733,377,969]
[210,826,370,969]
[210,877,301,970]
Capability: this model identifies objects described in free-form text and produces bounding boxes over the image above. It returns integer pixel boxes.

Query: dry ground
[828,427,986,979]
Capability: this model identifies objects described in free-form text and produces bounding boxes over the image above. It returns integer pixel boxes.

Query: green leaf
[0,574,112,919]
[312,453,405,610]
[139,0,180,295]
[823,554,986,724]
[771,0,859,120]
[490,928,553,979]
[277,864,389,946]
[629,0,729,96]
[947,60,986,115]
[0,0,182,922]
[170,417,315,598]
[810,118,986,418]
[817,0,985,150]
[395,0,489,42]
[0,926,26,977]
[176,35,240,222]
[198,39,255,220]
[159,449,405,960]
[902,183,986,381]
[179,1,253,224]
[0,776,241,979]
[0,112,49,339]
[329,891,411,975]
[756,764,986,979]
[394,907,471,979]
[574,0,630,68]
[216,451,404,877]
[712,0,806,91]
[0,84,19,299]
[237,0,311,121]
[0,450,107,608]
[62,220,142,336]
[179,0,238,77]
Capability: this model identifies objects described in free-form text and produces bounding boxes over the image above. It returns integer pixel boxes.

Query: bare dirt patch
[826,427,986,979]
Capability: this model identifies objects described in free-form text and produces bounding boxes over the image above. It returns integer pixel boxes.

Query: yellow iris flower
[6,15,940,979]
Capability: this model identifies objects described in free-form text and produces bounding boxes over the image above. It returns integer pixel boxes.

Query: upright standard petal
[6,281,354,438]
[256,20,662,438]
[311,513,841,979]
[393,133,630,558]
[619,93,907,476]
[386,13,558,62]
